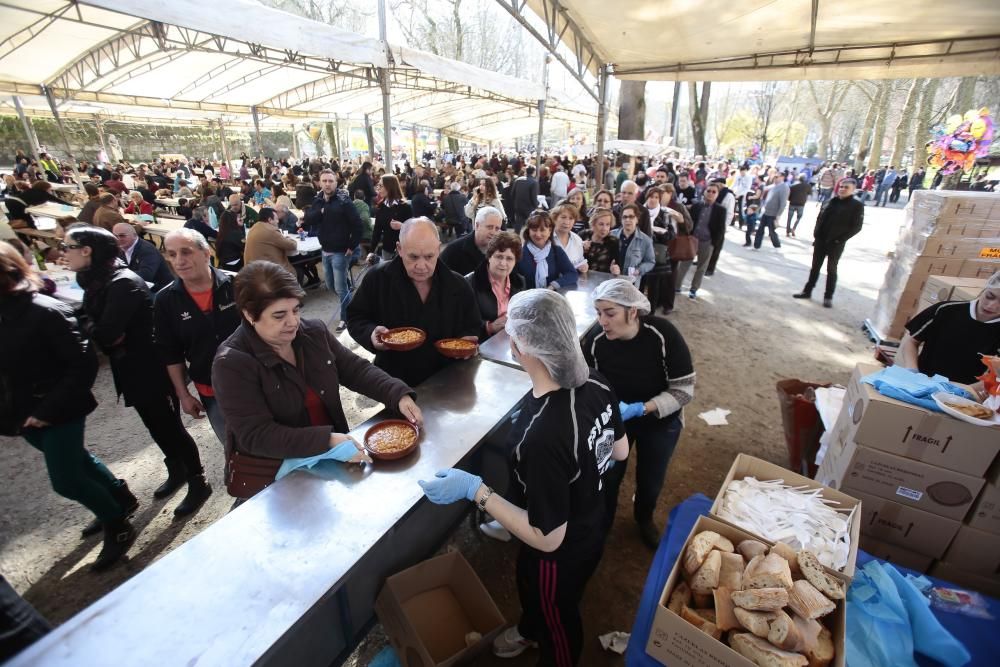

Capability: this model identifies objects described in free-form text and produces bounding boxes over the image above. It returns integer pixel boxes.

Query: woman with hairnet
[419,289,629,665]
[582,278,695,549]
[895,270,1000,388]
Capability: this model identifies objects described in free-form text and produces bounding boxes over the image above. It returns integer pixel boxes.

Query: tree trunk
[618,79,647,141]
[867,83,892,171]
[688,81,710,155]
[889,78,922,168]
[776,81,802,157]
[452,0,464,61]
[951,76,977,115]
[325,121,338,158]
[912,78,940,169]
[854,84,882,172]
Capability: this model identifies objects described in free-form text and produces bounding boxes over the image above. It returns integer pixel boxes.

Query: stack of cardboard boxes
[816,363,1000,596]
[871,190,999,340]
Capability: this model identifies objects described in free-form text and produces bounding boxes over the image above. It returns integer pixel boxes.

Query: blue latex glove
[418,469,482,505]
[619,401,645,421]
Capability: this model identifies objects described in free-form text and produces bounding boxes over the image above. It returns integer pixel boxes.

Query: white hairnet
[592,278,651,315]
[505,289,589,389]
[987,271,1000,291]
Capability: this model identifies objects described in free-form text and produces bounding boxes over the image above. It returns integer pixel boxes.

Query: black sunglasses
[59,242,83,251]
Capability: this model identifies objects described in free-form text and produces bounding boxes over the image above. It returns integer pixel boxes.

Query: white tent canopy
[0,0,605,144]
[522,0,1000,81]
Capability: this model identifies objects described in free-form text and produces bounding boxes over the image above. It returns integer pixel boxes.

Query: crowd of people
[5,140,991,665]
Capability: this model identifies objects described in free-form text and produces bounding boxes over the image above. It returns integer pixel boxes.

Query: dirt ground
[0,197,906,665]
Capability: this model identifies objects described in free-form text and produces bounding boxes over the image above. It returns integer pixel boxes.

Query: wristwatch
[477,485,494,512]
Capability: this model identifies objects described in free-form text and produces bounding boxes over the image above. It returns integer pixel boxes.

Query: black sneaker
[638,519,661,550]
[823,298,833,308]
[792,292,812,299]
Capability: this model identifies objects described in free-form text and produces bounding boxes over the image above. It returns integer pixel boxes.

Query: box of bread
[710,454,862,578]
[646,515,846,667]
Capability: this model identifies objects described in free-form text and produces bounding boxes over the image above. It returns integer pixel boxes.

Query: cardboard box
[845,487,960,559]
[941,525,1000,575]
[958,258,1000,279]
[918,237,1000,259]
[819,439,984,520]
[711,454,861,577]
[916,191,1000,223]
[921,276,988,305]
[929,561,1000,598]
[646,515,846,667]
[967,481,1000,535]
[859,534,934,573]
[838,363,1000,477]
[375,551,505,667]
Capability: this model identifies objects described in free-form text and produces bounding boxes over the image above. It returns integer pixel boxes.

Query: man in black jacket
[155,229,241,443]
[440,182,470,236]
[346,218,480,386]
[439,206,503,276]
[794,179,864,308]
[113,223,173,292]
[303,169,363,319]
[510,166,540,233]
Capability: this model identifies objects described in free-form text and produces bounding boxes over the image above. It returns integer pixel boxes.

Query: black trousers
[603,413,683,528]
[0,574,50,662]
[642,266,674,312]
[516,543,604,667]
[735,194,745,226]
[132,393,204,476]
[803,240,846,299]
[706,236,724,273]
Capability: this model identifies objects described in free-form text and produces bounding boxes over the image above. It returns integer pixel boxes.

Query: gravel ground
[1,199,906,665]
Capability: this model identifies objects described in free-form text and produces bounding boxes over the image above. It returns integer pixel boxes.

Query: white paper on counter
[698,408,731,426]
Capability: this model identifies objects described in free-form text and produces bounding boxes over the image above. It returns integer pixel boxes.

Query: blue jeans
[786,205,804,233]
[199,394,226,445]
[603,412,683,526]
[754,214,781,248]
[322,251,351,318]
[875,184,890,206]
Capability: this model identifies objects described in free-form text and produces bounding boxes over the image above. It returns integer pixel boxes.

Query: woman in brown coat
[212,261,422,498]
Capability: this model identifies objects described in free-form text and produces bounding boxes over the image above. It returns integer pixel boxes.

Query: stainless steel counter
[478,270,615,370]
[9,358,532,667]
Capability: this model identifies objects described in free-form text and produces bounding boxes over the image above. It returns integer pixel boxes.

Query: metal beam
[11,96,41,160]
[251,105,263,162]
[218,119,231,166]
[377,0,393,170]
[41,85,82,184]
[494,0,602,102]
[808,0,820,53]
[594,64,609,188]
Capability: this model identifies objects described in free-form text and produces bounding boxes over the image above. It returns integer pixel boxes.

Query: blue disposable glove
[418,469,483,505]
[619,401,645,421]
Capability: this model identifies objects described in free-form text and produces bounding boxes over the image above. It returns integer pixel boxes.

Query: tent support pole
[670,81,682,144]
[291,124,300,159]
[437,130,443,157]
[595,64,609,190]
[12,96,40,161]
[250,105,264,164]
[365,114,375,158]
[334,114,342,160]
[94,117,109,162]
[412,126,418,165]
[535,55,551,169]
[41,85,82,185]
[218,119,231,168]
[377,0,393,171]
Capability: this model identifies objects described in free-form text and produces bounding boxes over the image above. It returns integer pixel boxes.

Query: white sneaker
[493,625,538,658]
[479,519,512,542]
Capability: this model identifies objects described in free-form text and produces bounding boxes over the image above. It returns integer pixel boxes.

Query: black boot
[174,474,212,517]
[81,480,140,538]
[154,458,187,499]
[91,518,136,572]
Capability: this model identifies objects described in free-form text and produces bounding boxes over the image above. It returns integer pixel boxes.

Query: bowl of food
[363,419,420,460]
[434,337,479,359]
[932,392,999,427]
[378,327,427,351]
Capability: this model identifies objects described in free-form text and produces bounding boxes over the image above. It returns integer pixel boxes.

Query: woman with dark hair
[0,240,138,570]
[216,205,246,270]
[537,165,551,208]
[63,224,212,517]
[370,174,412,261]
[349,161,378,206]
[464,177,507,226]
[212,261,422,499]
[515,211,578,290]
[466,231,525,341]
[564,189,589,234]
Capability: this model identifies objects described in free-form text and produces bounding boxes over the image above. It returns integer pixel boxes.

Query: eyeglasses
[59,242,83,251]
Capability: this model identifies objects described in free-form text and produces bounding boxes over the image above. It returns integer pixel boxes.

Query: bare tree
[261,0,373,33]
[806,81,852,159]
[618,80,647,140]
[853,81,883,171]
[889,78,923,168]
[775,81,802,157]
[867,82,894,170]
[912,78,941,161]
[751,81,780,156]
[688,82,711,156]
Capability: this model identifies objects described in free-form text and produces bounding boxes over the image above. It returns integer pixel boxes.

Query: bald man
[346,217,481,386]
[113,222,173,291]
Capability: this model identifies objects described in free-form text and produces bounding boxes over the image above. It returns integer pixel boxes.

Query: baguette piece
[693,608,716,624]
[713,535,736,553]
[806,626,835,667]
[769,541,803,580]
[699,620,722,640]
[667,581,691,615]
[680,605,706,628]
[685,531,722,575]
[787,580,835,619]
[744,553,794,590]
[738,539,769,561]
[714,586,742,631]
[767,611,803,651]
[797,550,845,600]
[732,608,778,638]
[731,587,789,611]
[690,550,722,594]
[730,633,808,667]
[792,614,822,654]
[719,552,746,591]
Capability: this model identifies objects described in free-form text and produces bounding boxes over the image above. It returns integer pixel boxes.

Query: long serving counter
[478,270,614,370]
[9,358,532,667]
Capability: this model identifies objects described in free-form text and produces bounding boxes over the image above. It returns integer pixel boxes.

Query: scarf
[526,242,551,289]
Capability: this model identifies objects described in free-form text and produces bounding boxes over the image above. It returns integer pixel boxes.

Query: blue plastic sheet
[862,366,972,412]
[275,441,359,480]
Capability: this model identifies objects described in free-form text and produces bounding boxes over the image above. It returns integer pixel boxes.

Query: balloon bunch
[926,107,994,174]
